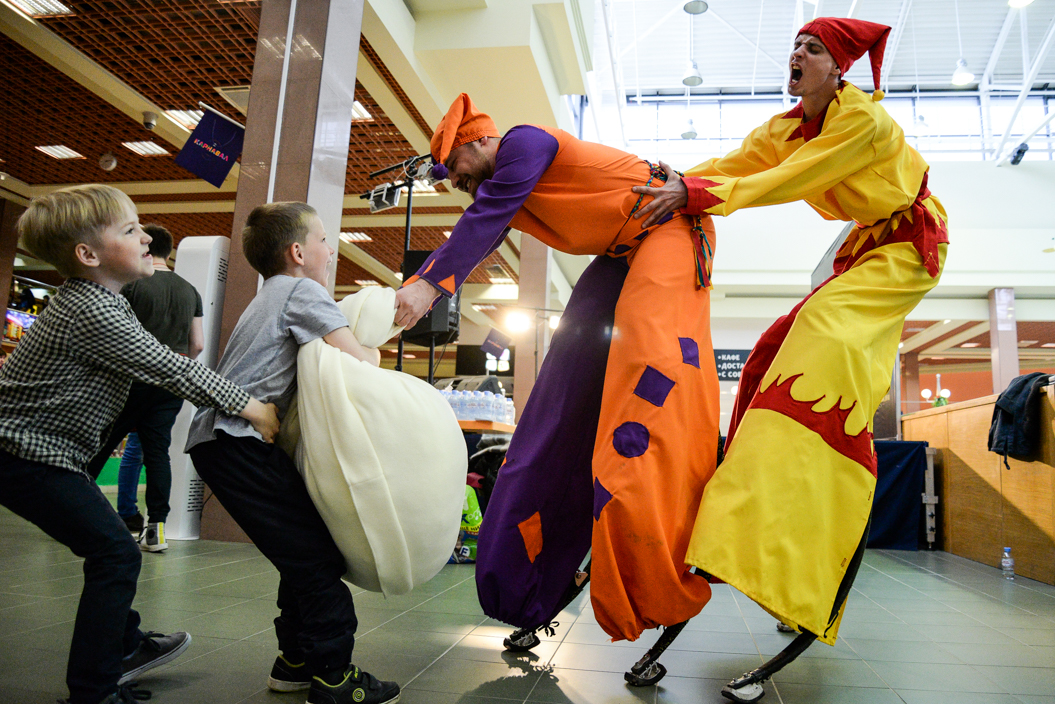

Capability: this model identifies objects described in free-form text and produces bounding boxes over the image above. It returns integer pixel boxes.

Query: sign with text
[714,349,750,381]
[481,327,514,359]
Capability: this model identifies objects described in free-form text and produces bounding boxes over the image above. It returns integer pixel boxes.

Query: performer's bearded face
[445,139,495,200]
[788,33,840,97]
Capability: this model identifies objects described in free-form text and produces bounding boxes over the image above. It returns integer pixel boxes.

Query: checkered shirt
[0,278,249,474]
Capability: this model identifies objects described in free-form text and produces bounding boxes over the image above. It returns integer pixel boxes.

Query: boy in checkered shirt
[0,184,280,704]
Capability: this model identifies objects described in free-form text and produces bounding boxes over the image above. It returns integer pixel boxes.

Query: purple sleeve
[409,125,559,297]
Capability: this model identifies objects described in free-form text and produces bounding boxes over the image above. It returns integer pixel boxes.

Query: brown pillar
[203,0,364,542]
[0,199,26,312]
[512,235,551,420]
[220,0,364,351]
[903,350,920,414]
[989,287,1020,394]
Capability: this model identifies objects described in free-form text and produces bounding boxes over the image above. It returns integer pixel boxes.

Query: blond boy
[185,202,398,704]
[0,184,279,704]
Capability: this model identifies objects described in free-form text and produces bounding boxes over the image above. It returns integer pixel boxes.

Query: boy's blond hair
[242,202,318,278]
[17,184,135,278]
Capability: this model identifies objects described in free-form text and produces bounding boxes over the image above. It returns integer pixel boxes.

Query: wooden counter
[902,386,1055,584]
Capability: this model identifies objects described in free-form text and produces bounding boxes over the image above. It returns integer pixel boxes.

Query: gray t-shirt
[186,275,348,450]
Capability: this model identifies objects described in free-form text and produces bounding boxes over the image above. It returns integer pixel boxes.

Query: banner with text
[174,109,244,188]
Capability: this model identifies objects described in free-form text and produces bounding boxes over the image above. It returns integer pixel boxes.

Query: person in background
[86,224,205,551]
[0,184,278,704]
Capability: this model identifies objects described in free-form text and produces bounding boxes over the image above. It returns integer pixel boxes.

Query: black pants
[86,382,185,523]
[189,432,357,674]
[0,450,144,704]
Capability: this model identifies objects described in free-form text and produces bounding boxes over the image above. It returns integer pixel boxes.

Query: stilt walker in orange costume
[633,18,948,703]
[394,96,720,671]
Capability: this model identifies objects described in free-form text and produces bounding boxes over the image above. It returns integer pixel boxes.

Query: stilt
[503,561,592,653]
[623,619,689,687]
[720,518,872,703]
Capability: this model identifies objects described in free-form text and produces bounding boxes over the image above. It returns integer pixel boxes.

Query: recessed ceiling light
[960,343,981,348]
[402,353,416,359]
[489,277,515,285]
[35,145,84,159]
[1018,340,1039,347]
[122,141,169,156]
[473,304,497,312]
[339,231,372,243]
[443,231,452,238]
[9,0,72,17]
[352,101,373,121]
[1042,343,1055,348]
[400,180,437,195]
[355,279,380,287]
[164,109,204,131]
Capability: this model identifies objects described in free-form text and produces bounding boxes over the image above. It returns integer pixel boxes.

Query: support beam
[881,0,914,93]
[899,319,968,353]
[921,322,990,355]
[341,213,461,228]
[992,12,1055,162]
[708,8,786,72]
[337,241,401,288]
[989,287,1020,394]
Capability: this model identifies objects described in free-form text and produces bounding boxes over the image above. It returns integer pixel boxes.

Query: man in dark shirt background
[87,224,204,552]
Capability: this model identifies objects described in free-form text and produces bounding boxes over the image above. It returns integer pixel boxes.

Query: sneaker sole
[267,676,311,692]
[118,633,192,685]
[305,692,399,704]
[140,543,168,552]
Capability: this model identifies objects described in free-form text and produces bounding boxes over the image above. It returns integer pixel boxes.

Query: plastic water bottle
[473,391,487,420]
[451,391,465,420]
[505,397,516,425]
[491,393,503,422]
[1001,547,1015,581]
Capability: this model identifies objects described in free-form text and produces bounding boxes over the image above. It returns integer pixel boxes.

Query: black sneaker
[122,512,145,534]
[307,665,399,704]
[267,653,311,692]
[118,631,191,684]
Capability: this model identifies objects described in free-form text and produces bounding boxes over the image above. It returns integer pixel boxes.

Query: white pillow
[279,287,466,596]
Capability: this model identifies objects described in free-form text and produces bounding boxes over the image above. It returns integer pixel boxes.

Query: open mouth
[789,66,803,84]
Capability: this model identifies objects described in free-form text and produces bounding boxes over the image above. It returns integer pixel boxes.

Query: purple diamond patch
[679,337,700,368]
[612,421,650,459]
[634,366,675,407]
[593,477,614,520]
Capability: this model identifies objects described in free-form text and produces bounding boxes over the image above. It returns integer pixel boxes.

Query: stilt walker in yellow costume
[633,17,948,703]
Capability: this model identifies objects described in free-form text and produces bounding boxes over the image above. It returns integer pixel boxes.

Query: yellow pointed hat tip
[872,89,885,102]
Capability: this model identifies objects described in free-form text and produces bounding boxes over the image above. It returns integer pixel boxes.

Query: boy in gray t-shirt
[186,202,399,704]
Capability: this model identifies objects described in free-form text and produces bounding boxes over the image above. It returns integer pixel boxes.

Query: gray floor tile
[974,666,1055,696]
[866,660,1006,693]
[773,681,904,704]
[528,667,656,703]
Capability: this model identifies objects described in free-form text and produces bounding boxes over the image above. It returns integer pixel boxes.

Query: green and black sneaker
[307,665,399,704]
[267,653,311,692]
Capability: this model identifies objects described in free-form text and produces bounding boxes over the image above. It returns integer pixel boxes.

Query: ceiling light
[505,312,531,333]
[960,342,981,348]
[681,118,698,140]
[951,58,975,86]
[682,60,703,87]
[548,315,561,330]
[402,353,416,359]
[35,145,83,159]
[164,109,203,131]
[940,389,951,398]
[683,1,708,13]
[355,280,380,286]
[1018,340,1039,347]
[400,179,437,195]
[351,101,373,121]
[395,272,403,280]
[1008,0,1035,7]
[443,231,452,238]
[473,304,496,312]
[339,231,371,243]
[1042,343,1055,348]
[489,276,515,285]
[921,389,932,399]
[122,141,169,156]
[943,319,952,324]
[8,0,71,16]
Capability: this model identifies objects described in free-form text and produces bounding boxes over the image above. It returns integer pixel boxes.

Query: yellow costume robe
[682,83,949,644]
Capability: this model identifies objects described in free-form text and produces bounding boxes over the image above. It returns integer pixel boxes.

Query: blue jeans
[116,432,143,519]
[0,450,144,704]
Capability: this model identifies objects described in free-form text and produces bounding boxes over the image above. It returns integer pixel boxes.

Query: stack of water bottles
[441,387,516,425]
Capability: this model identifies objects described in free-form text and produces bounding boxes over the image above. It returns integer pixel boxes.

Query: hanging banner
[174,105,245,188]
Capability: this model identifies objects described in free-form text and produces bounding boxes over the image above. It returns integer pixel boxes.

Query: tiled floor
[1,502,1054,704]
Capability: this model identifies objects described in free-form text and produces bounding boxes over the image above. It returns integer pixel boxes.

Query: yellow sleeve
[683,108,878,217]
